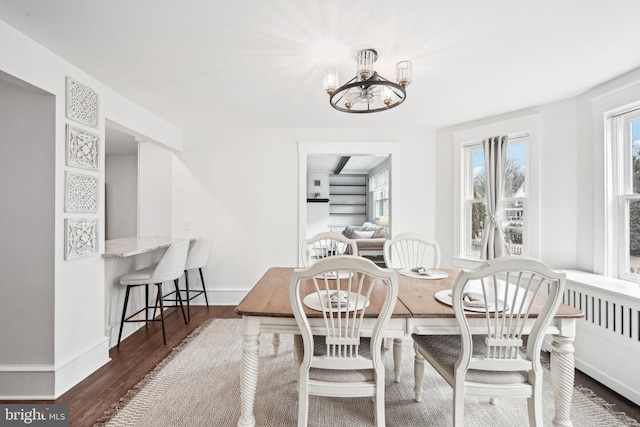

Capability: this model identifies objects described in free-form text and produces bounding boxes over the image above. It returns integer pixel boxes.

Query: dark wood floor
[7,306,639,426]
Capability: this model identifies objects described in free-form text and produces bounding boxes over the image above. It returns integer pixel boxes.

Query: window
[610,108,640,280]
[462,138,527,259]
[370,167,389,218]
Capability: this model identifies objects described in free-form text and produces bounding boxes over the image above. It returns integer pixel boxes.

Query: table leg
[414,342,425,402]
[393,337,403,382]
[238,316,260,427]
[272,333,281,356]
[550,334,575,427]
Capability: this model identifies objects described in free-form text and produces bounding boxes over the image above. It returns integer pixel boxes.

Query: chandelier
[322,49,412,113]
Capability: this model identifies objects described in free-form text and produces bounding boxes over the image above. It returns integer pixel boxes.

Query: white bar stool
[117,240,189,347]
[163,239,210,323]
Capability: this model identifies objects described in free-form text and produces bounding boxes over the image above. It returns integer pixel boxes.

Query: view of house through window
[465,139,526,258]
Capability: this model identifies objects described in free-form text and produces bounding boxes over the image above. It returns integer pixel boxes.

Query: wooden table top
[236,267,584,319]
[235,267,411,318]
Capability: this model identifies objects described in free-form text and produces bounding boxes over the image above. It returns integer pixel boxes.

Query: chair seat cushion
[120,264,157,285]
[412,334,528,385]
[294,335,375,382]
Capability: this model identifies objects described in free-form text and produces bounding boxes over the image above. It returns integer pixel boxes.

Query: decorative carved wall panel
[65,172,99,213]
[65,77,99,128]
[65,218,98,259]
[66,124,99,170]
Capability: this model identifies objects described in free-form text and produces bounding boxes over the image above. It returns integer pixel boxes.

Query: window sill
[562,270,640,301]
[451,257,484,269]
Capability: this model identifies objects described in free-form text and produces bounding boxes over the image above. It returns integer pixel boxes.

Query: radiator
[562,270,640,405]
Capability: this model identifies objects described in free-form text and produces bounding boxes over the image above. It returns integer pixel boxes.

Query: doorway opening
[298,140,397,266]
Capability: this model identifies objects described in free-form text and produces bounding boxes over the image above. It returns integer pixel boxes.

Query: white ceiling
[2,1,640,132]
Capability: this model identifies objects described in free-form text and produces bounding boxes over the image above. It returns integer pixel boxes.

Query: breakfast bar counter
[103,236,190,258]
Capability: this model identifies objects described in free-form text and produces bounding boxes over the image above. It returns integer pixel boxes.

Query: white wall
[172,128,436,304]
[538,99,578,267]
[105,153,137,239]
[0,75,55,397]
[0,19,182,398]
[307,171,330,199]
[138,141,174,236]
[306,201,330,238]
[306,170,331,237]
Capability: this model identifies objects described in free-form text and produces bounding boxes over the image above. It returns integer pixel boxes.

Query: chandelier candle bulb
[396,61,412,87]
[356,49,377,80]
[323,69,338,94]
[382,87,393,106]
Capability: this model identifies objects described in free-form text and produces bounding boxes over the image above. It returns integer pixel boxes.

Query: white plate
[303,291,370,313]
[314,271,353,280]
[434,290,509,313]
[399,269,448,280]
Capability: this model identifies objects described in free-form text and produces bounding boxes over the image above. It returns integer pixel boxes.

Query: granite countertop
[103,236,191,257]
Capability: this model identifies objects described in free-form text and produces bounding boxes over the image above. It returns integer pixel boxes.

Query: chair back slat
[453,257,566,372]
[310,267,374,358]
[301,232,358,267]
[290,255,398,371]
[383,232,441,269]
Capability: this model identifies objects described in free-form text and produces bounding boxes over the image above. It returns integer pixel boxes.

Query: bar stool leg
[199,267,209,307]
[156,283,166,345]
[184,271,191,323]
[175,278,188,325]
[117,286,132,348]
[144,284,149,327]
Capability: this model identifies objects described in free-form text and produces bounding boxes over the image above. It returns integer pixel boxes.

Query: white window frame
[452,115,540,268]
[462,142,485,258]
[370,167,390,218]
[461,138,528,259]
[607,106,640,281]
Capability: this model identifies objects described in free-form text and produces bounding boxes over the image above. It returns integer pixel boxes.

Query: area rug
[96,319,639,426]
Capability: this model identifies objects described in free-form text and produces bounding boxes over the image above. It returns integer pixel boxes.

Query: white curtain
[480,135,510,260]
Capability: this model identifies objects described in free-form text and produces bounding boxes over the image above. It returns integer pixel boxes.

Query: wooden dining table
[235,267,583,427]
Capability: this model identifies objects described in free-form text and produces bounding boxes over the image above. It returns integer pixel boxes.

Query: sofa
[341,222,388,256]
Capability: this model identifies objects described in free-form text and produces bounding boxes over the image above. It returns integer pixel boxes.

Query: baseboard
[0,366,55,399]
[0,337,110,399]
[189,289,254,306]
[575,357,640,406]
[54,337,110,398]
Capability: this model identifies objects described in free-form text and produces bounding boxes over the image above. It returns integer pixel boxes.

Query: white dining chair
[412,257,566,426]
[301,231,358,267]
[382,232,441,381]
[117,240,190,347]
[290,255,398,427]
[383,232,441,269]
[288,232,359,360]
